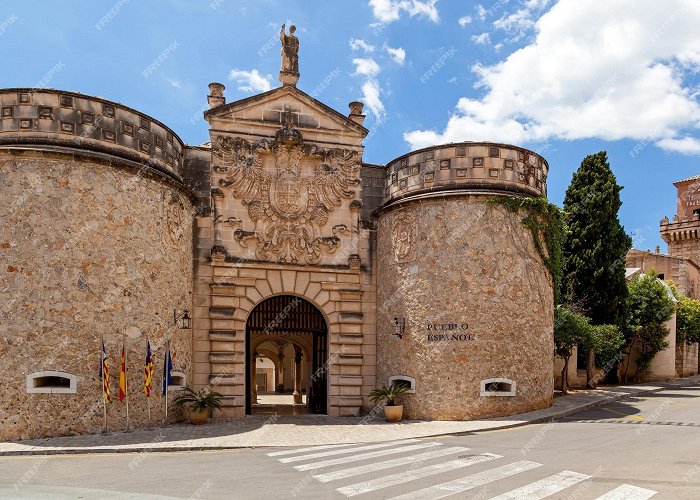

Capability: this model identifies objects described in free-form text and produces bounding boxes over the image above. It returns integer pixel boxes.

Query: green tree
[585,324,625,387]
[676,294,700,345]
[554,306,591,394]
[563,151,632,384]
[623,272,675,382]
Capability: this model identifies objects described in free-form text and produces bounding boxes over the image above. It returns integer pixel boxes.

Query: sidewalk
[2,376,698,456]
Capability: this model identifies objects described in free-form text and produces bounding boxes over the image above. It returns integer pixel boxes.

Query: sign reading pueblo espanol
[426,322,475,341]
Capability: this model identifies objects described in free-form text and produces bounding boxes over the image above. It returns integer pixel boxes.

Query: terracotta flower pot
[384,405,403,422]
[189,407,209,425]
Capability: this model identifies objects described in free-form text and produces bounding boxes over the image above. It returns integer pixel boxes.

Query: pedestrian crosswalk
[267,439,658,499]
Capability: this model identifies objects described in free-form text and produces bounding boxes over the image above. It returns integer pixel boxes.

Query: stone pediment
[205,85,368,144]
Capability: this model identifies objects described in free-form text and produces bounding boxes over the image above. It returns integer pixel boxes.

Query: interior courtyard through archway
[245,295,328,416]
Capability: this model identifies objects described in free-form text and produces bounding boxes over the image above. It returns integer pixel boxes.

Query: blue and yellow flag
[161,342,173,396]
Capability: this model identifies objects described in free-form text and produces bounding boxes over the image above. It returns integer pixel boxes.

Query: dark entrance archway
[245,295,328,415]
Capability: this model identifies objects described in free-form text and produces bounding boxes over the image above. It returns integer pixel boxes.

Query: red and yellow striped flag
[144,340,154,398]
[100,341,111,403]
[119,344,127,401]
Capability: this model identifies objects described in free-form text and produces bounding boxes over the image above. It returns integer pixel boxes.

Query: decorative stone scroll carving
[392,212,416,264]
[213,123,361,265]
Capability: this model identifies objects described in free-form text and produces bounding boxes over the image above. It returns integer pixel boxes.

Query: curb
[1,378,697,457]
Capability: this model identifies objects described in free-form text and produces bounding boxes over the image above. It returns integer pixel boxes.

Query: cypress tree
[563,151,631,326]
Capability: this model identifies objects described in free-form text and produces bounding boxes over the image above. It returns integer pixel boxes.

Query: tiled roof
[677,174,700,183]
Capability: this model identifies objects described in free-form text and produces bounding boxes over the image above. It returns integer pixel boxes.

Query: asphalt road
[1,385,699,499]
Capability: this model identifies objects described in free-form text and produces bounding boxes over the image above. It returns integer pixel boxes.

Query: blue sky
[2,0,700,251]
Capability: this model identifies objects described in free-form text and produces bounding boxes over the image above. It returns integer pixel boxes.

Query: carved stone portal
[214,123,360,265]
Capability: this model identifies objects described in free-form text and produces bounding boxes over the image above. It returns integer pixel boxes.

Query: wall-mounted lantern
[392,317,405,339]
[173,309,192,330]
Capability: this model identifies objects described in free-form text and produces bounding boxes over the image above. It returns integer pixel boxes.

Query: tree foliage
[586,324,625,370]
[563,151,632,326]
[624,271,675,382]
[676,293,700,345]
[554,306,591,393]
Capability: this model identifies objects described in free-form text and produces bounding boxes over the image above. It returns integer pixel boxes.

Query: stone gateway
[0,30,554,440]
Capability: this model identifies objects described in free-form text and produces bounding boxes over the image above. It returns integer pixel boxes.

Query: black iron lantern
[392,317,405,339]
[173,309,192,330]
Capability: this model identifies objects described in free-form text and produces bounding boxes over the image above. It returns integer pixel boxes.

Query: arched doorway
[245,295,328,415]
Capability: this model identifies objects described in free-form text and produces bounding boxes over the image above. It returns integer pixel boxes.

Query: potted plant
[173,387,223,425]
[369,383,409,422]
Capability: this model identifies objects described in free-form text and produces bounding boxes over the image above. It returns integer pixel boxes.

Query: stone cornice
[0,88,187,185]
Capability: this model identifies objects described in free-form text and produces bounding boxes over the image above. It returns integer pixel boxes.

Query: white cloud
[404,0,700,155]
[352,58,385,121]
[471,32,491,45]
[476,4,487,21]
[493,0,552,42]
[352,58,381,77]
[361,80,385,121]
[657,137,700,154]
[368,0,439,24]
[228,68,272,93]
[350,38,375,53]
[386,45,406,65]
[458,15,472,27]
[168,78,182,89]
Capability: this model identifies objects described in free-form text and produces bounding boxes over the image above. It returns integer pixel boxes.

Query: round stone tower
[375,142,554,420]
[0,89,194,439]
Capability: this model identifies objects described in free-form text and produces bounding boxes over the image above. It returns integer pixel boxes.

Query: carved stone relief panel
[392,212,416,264]
[213,120,361,265]
[163,191,185,247]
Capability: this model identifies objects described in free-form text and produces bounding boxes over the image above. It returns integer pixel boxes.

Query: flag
[119,344,127,401]
[99,341,111,403]
[161,342,173,396]
[144,341,154,398]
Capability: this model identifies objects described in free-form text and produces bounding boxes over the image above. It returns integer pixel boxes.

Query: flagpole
[124,333,130,431]
[164,340,170,427]
[147,337,151,428]
[101,335,107,434]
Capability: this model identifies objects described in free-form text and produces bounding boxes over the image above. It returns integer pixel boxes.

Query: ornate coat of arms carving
[213,120,360,264]
[392,212,416,264]
[163,191,185,246]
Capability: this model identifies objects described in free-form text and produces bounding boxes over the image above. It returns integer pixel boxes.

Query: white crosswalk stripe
[278,438,421,463]
[488,470,591,499]
[388,460,541,500]
[336,455,504,497]
[313,447,480,483]
[271,440,658,499]
[266,442,355,457]
[294,442,442,471]
[595,484,657,499]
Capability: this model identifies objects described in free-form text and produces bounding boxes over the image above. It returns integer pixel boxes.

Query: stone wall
[676,342,699,377]
[376,195,554,420]
[0,150,193,440]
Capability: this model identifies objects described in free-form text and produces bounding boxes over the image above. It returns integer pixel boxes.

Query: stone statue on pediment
[279,23,299,86]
